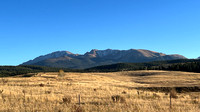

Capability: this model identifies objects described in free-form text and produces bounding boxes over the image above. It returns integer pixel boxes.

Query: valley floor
[0,70,200,112]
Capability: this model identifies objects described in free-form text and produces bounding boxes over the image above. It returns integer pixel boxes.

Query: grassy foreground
[0,70,200,112]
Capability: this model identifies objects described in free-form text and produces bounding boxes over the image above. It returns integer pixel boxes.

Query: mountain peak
[84,49,98,57]
[51,51,74,55]
[91,49,98,51]
[22,50,76,65]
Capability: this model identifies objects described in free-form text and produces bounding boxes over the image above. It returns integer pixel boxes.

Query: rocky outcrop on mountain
[22,49,187,69]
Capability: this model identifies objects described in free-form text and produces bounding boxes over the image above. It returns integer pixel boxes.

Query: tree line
[1,59,200,77]
[0,65,79,77]
[86,59,200,73]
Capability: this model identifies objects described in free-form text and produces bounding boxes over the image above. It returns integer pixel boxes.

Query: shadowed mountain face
[22,49,186,69]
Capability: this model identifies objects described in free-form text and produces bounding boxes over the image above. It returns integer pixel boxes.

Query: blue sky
[0,0,200,65]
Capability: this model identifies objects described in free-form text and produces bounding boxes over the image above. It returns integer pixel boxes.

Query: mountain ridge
[22,49,187,69]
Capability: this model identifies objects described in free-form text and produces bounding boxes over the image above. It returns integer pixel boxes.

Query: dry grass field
[0,70,200,112]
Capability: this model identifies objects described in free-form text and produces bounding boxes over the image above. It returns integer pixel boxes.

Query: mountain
[23,51,77,65]
[22,49,187,69]
[198,57,200,59]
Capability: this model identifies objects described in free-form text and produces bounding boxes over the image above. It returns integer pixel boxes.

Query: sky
[0,0,200,65]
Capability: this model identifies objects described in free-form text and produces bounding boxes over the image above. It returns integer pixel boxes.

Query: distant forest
[86,59,200,73]
[0,59,200,77]
[0,65,79,77]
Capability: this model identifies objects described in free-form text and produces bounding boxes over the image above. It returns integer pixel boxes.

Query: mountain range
[22,49,186,69]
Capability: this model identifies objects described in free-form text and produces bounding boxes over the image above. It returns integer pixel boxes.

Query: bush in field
[170,88,178,99]
[62,96,72,104]
[72,105,85,112]
[111,95,126,103]
[39,83,45,87]
[58,69,65,77]
[1,78,8,85]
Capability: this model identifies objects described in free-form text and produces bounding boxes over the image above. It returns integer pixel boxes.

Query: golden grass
[0,70,200,112]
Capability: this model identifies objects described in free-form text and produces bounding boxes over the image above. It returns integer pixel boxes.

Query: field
[0,70,200,112]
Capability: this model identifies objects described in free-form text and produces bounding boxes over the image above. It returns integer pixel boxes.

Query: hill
[22,49,186,69]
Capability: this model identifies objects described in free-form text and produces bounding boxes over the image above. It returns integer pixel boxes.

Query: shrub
[39,83,45,87]
[0,90,3,94]
[153,93,160,99]
[191,100,199,104]
[111,95,126,103]
[1,78,8,85]
[58,69,65,77]
[122,91,127,94]
[45,91,51,94]
[62,96,72,104]
[170,88,178,99]
[72,105,85,112]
